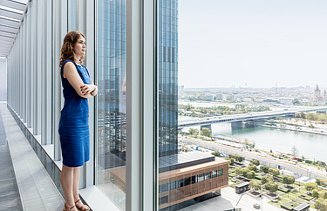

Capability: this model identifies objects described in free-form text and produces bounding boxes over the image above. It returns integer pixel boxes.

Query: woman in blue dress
[59,31,97,211]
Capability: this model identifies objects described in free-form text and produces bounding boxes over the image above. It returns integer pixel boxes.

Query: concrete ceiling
[0,0,27,58]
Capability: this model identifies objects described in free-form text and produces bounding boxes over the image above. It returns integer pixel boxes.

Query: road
[181,138,327,180]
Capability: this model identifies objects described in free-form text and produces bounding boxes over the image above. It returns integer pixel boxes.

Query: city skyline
[179,0,327,88]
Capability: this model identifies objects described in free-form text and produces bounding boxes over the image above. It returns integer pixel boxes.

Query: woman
[59,31,97,211]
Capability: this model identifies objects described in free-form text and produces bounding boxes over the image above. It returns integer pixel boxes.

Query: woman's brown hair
[60,31,85,66]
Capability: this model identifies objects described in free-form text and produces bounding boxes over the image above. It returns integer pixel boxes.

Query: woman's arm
[81,84,97,97]
[63,62,94,98]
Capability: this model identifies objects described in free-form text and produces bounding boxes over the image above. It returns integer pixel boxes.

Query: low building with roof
[158,151,229,210]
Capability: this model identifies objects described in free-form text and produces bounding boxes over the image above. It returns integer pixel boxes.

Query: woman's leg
[73,167,80,201]
[61,165,77,210]
[73,167,90,210]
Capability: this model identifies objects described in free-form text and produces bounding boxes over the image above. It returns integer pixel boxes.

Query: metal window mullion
[54,0,68,161]
[40,0,46,143]
[18,32,20,115]
[83,0,95,188]
[22,15,26,122]
[126,0,142,210]
[143,0,157,210]
[21,17,24,121]
[19,29,23,119]
[17,32,20,115]
[27,3,31,128]
[34,0,38,133]
[11,46,13,109]
[23,17,27,123]
[35,0,42,135]
[45,0,52,145]
[11,43,14,110]
[52,0,59,159]
[31,1,36,133]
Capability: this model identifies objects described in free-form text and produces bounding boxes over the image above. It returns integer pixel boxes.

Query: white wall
[0,58,7,101]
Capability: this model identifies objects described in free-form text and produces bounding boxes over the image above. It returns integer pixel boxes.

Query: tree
[265,182,278,193]
[319,190,327,199]
[315,198,327,210]
[212,151,221,157]
[235,155,245,162]
[234,167,242,176]
[250,180,261,191]
[248,164,258,172]
[269,168,280,176]
[298,112,306,119]
[246,171,256,179]
[240,168,250,177]
[305,182,317,191]
[200,128,212,137]
[260,166,269,173]
[292,99,300,105]
[316,179,322,186]
[312,189,319,198]
[250,159,260,166]
[229,158,235,165]
[188,128,199,137]
[185,103,193,111]
[282,175,295,185]
[261,175,273,185]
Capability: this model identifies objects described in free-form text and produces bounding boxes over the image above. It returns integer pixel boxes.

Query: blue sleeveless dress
[59,60,91,167]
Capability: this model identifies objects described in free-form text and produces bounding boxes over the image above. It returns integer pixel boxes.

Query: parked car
[253,203,260,209]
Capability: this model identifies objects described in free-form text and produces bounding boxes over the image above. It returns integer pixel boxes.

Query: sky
[178,0,327,88]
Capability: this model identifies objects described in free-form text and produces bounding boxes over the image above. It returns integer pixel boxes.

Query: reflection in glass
[68,0,78,31]
[96,0,126,210]
[157,1,229,210]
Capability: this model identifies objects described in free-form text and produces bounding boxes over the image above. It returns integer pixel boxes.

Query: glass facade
[95,0,178,208]
[158,0,179,157]
[6,1,327,210]
[156,1,229,210]
[6,0,231,210]
[96,0,127,209]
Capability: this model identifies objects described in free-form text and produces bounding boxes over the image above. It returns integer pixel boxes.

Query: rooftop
[159,151,216,173]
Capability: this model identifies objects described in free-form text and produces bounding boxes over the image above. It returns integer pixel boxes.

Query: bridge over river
[178,106,327,130]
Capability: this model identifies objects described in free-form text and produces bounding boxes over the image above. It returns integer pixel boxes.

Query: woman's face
[73,36,86,58]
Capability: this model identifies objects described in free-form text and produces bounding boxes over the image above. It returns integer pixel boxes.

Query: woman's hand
[80,84,94,95]
[80,84,97,96]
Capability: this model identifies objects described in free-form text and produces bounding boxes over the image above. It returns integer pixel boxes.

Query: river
[210,123,327,163]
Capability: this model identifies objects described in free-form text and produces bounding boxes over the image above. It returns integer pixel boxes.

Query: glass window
[184,177,191,186]
[156,1,229,210]
[212,170,218,178]
[218,169,223,177]
[159,196,169,205]
[170,180,176,190]
[96,0,126,210]
[198,173,204,182]
[160,183,169,193]
[205,172,211,180]
[190,175,196,184]
[68,0,78,30]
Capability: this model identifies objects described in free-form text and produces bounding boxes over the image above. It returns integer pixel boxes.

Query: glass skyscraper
[96,0,179,209]
[158,0,179,157]
[97,0,127,171]
[96,0,179,169]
